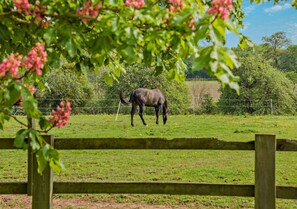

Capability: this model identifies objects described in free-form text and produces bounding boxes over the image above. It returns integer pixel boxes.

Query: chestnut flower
[207,0,233,20]
[0,53,22,78]
[49,101,72,128]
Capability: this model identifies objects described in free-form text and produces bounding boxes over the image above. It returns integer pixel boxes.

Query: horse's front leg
[155,106,160,125]
[139,104,147,126]
[131,104,136,127]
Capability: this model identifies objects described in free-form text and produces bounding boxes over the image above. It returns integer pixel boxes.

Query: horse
[119,88,168,127]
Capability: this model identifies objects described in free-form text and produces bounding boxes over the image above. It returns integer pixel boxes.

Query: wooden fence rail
[1,134,297,209]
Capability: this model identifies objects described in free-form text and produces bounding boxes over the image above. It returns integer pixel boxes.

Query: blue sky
[226,1,297,47]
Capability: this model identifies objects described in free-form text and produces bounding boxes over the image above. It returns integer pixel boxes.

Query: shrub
[218,57,297,115]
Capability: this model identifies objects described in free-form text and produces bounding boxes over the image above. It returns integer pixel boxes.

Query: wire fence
[11,97,277,116]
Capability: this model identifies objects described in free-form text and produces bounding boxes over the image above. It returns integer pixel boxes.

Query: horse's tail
[119,90,130,105]
[129,91,135,103]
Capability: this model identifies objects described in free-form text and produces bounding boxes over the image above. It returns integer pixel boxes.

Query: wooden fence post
[32,135,54,209]
[255,134,276,209]
[27,117,35,196]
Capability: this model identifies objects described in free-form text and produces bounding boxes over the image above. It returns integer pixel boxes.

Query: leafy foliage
[260,32,291,68]
[38,68,94,114]
[218,57,297,115]
[198,94,217,114]
[279,45,297,72]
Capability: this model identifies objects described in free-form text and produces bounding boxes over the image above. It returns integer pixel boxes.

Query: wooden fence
[1,134,297,209]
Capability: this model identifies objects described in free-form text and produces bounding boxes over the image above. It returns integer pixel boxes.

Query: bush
[218,57,297,115]
[198,94,217,114]
[37,69,94,114]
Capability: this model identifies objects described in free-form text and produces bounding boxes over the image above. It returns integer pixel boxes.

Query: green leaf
[154,66,164,76]
[49,159,64,174]
[65,39,77,58]
[43,144,51,160]
[36,149,47,175]
[103,72,113,86]
[14,129,28,149]
[43,28,56,45]
[172,11,192,26]
[212,19,226,43]
[125,46,136,63]
[194,26,208,43]
[0,23,11,41]
[192,46,213,70]
[39,117,53,130]
[44,145,64,174]
[239,34,254,49]
[29,130,40,150]
[6,83,21,106]
[21,86,40,118]
[223,48,240,68]
[225,18,238,35]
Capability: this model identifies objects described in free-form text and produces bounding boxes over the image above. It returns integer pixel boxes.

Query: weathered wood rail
[1,134,297,209]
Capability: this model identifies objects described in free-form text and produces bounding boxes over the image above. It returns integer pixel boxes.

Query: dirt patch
[0,195,195,209]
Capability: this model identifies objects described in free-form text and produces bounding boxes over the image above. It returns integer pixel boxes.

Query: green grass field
[1,114,297,208]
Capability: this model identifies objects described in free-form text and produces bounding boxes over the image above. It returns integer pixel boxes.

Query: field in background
[186,81,221,109]
[1,115,297,208]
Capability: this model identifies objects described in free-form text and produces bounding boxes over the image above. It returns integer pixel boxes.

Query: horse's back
[132,88,165,106]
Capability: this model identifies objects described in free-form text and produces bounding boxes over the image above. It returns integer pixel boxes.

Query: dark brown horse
[120,88,168,127]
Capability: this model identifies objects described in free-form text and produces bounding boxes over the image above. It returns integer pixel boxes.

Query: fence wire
[11,98,277,116]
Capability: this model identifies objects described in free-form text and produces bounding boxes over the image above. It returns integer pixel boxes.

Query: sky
[226,1,297,47]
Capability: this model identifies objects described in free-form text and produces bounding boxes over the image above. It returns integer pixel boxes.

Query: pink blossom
[207,0,233,20]
[49,101,72,128]
[125,0,145,9]
[13,0,48,26]
[24,42,47,76]
[13,0,33,15]
[168,0,185,12]
[0,53,22,78]
[77,0,100,23]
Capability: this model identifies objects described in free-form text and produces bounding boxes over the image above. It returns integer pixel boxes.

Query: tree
[0,0,296,172]
[279,45,297,72]
[38,68,94,114]
[218,57,297,115]
[261,32,291,68]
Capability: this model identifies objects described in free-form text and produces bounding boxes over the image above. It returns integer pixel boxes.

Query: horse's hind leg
[131,104,137,127]
[139,104,147,126]
[155,106,160,125]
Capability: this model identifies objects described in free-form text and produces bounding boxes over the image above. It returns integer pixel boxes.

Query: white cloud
[287,23,297,43]
[264,3,291,13]
[244,5,255,15]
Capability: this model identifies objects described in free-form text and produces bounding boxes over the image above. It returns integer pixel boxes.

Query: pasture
[1,114,297,208]
[186,81,221,109]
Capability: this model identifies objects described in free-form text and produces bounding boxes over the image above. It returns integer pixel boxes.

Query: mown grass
[1,114,297,208]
